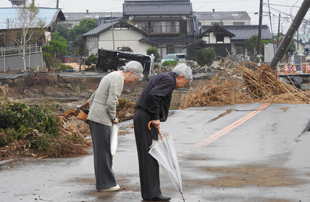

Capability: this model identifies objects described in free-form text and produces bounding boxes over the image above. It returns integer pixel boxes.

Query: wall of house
[86,41,99,56]
[97,29,151,55]
[209,33,216,44]
[202,36,209,43]
[224,36,231,44]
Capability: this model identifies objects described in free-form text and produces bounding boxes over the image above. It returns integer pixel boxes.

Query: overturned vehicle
[96,49,154,77]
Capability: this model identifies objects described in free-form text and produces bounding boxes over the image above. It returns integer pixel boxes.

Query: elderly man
[133,63,193,201]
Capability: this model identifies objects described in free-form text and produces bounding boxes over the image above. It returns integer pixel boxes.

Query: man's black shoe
[145,195,171,201]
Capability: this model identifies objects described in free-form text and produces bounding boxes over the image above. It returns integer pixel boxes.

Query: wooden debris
[180,63,310,109]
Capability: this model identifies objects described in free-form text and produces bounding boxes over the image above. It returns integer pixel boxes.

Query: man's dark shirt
[135,71,176,122]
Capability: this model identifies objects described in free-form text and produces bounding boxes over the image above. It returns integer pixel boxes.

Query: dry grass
[180,63,310,109]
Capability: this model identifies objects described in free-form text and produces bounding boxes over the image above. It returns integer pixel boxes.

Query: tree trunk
[50,54,54,68]
[22,48,27,71]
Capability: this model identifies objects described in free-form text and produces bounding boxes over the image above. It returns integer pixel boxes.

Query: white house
[82,19,153,56]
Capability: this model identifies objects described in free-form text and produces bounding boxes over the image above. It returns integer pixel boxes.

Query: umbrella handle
[148,121,161,135]
[148,121,163,141]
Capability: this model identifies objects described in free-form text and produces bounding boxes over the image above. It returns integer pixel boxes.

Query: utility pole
[277,13,281,47]
[55,0,59,32]
[270,0,310,70]
[111,12,115,51]
[257,0,263,64]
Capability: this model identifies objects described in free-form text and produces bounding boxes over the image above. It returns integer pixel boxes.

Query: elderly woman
[87,61,143,192]
[134,63,193,201]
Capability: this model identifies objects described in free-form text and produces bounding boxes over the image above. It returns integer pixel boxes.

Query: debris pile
[180,63,310,109]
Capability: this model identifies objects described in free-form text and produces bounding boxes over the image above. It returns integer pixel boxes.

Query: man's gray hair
[122,61,144,76]
[172,63,193,81]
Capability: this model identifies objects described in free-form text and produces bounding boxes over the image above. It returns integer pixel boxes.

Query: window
[150,21,161,33]
[233,22,245,25]
[216,35,224,43]
[137,21,180,34]
[211,22,223,26]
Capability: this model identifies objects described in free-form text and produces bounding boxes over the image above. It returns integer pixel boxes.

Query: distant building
[82,0,271,60]
[59,11,123,29]
[82,19,153,56]
[0,7,65,72]
[194,11,251,26]
[185,24,272,58]
[122,0,198,57]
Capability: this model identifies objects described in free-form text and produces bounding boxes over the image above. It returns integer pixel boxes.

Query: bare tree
[7,2,45,71]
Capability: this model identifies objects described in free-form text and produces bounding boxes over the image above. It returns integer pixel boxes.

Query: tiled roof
[199,24,235,37]
[147,35,196,43]
[0,7,65,30]
[82,18,148,37]
[63,12,123,21]
[123,0,192,15]
[188,15,199,36]
[194,11,251,20]
[200,25,272,40]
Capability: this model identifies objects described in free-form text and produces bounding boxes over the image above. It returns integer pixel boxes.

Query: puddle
[207,109,234,123]
[192,165,304,188]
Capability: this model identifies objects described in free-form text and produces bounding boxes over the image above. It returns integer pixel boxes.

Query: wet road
[1,103,310,202]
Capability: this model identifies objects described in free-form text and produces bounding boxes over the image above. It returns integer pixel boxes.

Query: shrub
[196,47,216,66]
[85,65,96,71]
[85,54,98,66]
[59,64,73,72]
[162,60,178,67]
[146,47,160,62]
[0,99,60,147]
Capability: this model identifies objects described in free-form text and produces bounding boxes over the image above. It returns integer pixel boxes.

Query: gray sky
[2,0,310,33]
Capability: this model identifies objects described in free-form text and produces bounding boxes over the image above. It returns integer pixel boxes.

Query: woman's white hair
[122,61,144,76]
[172,63,193,81]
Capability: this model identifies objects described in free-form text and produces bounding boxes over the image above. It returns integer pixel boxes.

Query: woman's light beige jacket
[87,71,124,126]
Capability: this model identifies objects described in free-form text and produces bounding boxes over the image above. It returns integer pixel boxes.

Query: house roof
[139,36,159,46]
[82,18,148,37]
[199,24,235,37]
[63,12,123,21]
[200,25,272,40]
[0,7,65,30]
[123,0,192,15]
[147,35,196,43]
[188,15,199,36]
[182,39,205,49]
[193,11,251,20]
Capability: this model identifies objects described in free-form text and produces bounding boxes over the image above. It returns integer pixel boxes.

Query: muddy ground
[1,72,207,114]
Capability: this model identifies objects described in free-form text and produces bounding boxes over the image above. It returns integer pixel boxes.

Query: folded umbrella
[110,123,119,162]
[148,121,185,202]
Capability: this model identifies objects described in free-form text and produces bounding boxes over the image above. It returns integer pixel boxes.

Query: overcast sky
[2,0,310,33]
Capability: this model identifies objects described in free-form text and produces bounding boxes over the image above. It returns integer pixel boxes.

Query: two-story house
[122,0,199,58]
[184,24,272,59]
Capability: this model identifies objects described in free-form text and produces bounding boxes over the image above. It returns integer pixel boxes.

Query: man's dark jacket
[135,72,176,122]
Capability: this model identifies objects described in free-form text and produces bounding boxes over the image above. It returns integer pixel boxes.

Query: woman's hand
[151,119,160,129]
[112,118,119,124]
